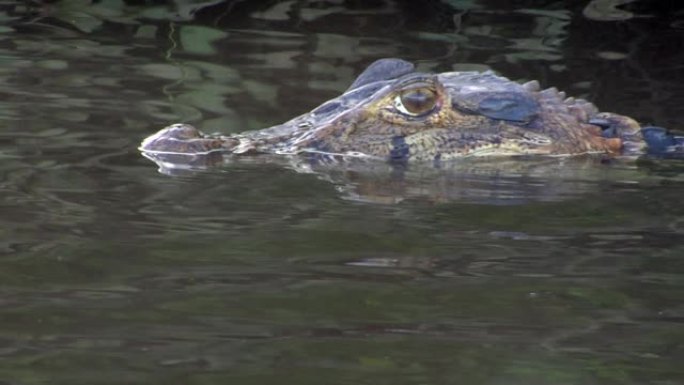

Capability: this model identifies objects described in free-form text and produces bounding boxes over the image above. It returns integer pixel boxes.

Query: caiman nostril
[164,124,204,140]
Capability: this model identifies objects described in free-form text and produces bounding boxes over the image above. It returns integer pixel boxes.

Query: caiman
[140,58,681,166]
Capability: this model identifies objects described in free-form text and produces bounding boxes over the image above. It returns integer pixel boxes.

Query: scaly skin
[140,59,647,164]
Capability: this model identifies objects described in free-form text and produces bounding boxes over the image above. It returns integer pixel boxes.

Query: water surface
[1,1,683,384]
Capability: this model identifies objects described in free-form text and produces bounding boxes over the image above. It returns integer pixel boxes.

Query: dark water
[1,1,684,384]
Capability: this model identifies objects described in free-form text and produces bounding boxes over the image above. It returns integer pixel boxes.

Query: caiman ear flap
[347,58,415,91]
[461,93,539,123]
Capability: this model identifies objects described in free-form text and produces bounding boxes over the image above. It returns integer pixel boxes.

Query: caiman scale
[140,58,679,164]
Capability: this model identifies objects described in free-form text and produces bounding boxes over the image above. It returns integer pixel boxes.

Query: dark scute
[589,117,612,131]
[347,58,415,91]
[642,126,679,154]
[390,135,410,162]
[475,93,539,122]
[589,117,623,139]
[433,153,442,168]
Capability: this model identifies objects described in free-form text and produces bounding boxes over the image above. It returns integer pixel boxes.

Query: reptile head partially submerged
[141,58,677,166]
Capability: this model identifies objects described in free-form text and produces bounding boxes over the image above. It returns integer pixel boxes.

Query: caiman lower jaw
[463,145,549,157]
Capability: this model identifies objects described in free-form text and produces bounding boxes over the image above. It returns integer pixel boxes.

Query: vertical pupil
[401,89,435,114]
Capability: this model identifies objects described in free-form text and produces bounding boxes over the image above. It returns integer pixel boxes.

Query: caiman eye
[394,88,437,116]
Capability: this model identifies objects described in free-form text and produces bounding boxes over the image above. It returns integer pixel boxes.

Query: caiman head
[141,58,644,164]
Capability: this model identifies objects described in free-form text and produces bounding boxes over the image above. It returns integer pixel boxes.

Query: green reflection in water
[180,25,228,55]
[0,1,682,384]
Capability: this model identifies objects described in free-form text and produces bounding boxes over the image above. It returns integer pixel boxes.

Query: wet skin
[141,58,679,166]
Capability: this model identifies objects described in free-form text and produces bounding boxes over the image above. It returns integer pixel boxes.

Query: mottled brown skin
[140,59,646,164]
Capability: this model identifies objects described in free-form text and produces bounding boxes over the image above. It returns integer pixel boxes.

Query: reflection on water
[142,149,674,205]
[1,0,683,384]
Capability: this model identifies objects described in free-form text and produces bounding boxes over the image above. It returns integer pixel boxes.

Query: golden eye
[394,88,437,116]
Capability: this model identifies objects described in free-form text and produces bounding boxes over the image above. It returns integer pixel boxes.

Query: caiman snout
[139,124,238,155]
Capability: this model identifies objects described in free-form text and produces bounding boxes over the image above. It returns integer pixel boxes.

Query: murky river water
[1,1,683,384]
